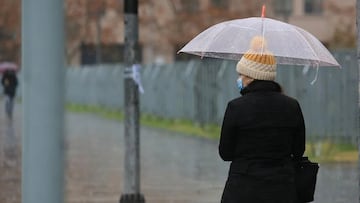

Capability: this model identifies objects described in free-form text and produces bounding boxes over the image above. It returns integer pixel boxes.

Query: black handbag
[294,157,319,202]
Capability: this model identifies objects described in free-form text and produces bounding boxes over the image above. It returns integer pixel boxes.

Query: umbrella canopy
[0,62,19,74]
[178,17,340,67]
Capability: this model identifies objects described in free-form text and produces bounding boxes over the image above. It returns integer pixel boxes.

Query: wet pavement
[0,100,358,203]
[0,115,21,203]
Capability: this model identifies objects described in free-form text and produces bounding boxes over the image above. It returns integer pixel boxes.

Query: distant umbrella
[0,62,19,74]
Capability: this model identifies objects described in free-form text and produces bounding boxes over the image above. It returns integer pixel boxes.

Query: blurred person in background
[1,69,18,119]
[218,37,305,203]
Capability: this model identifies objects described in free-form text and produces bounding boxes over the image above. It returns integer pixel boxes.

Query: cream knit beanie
[236,36,277,81]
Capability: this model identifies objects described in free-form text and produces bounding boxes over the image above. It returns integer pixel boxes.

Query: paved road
[0,100,358,203]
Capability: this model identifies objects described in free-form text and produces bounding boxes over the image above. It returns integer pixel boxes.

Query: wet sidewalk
[0,100,358,203]
[65,113,226,203]
[0,101,225,203]
[0,109,21,202]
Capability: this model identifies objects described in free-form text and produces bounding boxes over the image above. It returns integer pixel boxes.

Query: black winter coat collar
[240,80,282,95]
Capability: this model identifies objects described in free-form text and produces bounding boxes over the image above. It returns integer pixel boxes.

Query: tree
[64,0,260,65]
[0,0,20,63]
[327,1,356,48]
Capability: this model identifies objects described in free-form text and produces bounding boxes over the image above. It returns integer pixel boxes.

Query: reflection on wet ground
[315,162,358,203]
[0,108,21,203]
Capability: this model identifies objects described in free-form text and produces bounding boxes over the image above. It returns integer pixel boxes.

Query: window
[304,0,323,15]
[211,0,229,9]
[273,0,293,17]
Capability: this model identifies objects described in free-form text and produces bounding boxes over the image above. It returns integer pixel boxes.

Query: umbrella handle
[310,65,320,85]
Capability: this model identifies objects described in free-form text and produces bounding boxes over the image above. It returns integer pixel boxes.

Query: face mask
[236,78,243,91]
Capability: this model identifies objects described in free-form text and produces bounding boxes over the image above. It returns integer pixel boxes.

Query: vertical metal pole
[120,0,145,202]
[357,1,360,202]
[22,0,65,203]
[96,17,102,64]
[95,1,104,65]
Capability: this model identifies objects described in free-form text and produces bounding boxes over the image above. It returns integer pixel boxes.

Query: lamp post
[22,0,65,202]
[273,0,293,23]
[356,1,360,202]
[119,0,145,203]
[95,1,105,65]
[86,0,105,65]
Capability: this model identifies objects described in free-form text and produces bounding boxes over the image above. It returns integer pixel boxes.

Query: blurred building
[67,0,260,65]
[272,0,356,48]
[67,0,356,66]
[0,0,355,66]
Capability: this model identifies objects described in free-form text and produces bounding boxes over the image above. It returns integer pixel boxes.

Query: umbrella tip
[261,4,266,18]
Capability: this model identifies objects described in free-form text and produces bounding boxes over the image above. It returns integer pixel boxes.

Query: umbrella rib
[200,25,230,57]
[292,28,320,65]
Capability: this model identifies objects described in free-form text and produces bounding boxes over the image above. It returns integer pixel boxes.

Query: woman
[1,69,18,119]
[219,40,305,203]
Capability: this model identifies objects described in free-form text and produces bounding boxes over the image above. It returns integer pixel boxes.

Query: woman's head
[236,36,277,81]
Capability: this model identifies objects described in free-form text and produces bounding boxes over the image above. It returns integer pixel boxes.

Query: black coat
[219,80,305,203]
[1,71,18,98]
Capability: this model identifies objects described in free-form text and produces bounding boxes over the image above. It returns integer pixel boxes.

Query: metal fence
[65,50,359,139]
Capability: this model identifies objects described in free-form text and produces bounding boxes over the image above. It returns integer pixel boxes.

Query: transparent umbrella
[178,16,340,67]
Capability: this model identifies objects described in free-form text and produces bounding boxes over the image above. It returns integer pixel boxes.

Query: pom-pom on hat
[236,36,277,81]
